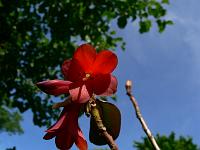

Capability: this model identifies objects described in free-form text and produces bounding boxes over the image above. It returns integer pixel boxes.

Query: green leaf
[134,132,200,150]
[162,0,169,4]
[0,106,23,134]
[0,0,3,7]
[139,20,152,33]
[117,16,127,29]
[89,99,121,145]
[166,20,174,25]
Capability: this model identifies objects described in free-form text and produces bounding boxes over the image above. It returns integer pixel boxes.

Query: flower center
[82,73,91,81]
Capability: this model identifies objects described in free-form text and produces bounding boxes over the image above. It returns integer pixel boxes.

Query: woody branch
[125,80,160,150]
[89,97,119,150]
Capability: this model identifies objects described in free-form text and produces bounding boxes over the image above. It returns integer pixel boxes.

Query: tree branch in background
[89,97,119,150]
[125,80,160,150]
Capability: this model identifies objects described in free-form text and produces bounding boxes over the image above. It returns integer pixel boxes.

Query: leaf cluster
[134,132,200,150]
[0,106,23,134]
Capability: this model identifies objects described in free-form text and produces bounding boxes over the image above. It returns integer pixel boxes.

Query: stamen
[86,73,90,78]
[83,73,91,81]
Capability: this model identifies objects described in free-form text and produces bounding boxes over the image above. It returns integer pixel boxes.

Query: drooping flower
[37,43,118,103]
[43,103,87,150]
[36,44,118,150]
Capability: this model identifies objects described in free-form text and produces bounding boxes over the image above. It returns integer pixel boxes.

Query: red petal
[91,74,111,95]
[43,132,55,140]
[55,131,74,150]
[55,105,84,150]
[43,114,65,139]
[61,59,72,80]
[36,80,72,96]
[69,82,93,103]
[73,44,96,72]
[44,104,87,150]
[75,129,88,150]
[100,75,118,96]
[67,59,85,82]
[92,50,118,74]
[43,109,67,140]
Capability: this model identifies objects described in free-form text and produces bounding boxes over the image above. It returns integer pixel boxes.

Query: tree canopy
[94,133,200,150]
[0,0,172,133]
[134,132,200,150]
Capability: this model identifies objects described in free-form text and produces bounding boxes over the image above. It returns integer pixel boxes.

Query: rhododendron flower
[37,43,118,103]
[36,44,118,150]
[43,103,87,150]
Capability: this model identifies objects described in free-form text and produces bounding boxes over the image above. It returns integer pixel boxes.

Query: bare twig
[89,97,119,150]
[125,80,160,150]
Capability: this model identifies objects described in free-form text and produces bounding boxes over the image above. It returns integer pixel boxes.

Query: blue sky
[1,0,200,149]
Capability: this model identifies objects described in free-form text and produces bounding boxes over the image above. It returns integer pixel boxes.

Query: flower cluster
[37,44,118,149]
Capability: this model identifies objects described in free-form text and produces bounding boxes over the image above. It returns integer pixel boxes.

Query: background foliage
[134,132,200,150]
[0,0,172,133]
[94,133,200,150]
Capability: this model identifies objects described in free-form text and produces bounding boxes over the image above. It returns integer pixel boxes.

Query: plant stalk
[89,97,119,150]
[125,80,160,150]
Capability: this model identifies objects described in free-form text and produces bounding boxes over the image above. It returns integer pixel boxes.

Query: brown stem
[125,80,160,150]
[89,97,119,150]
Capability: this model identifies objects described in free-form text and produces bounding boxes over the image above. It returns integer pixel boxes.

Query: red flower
[36,44,118,150]
[43,103,88,150]
[37,43,118,103]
